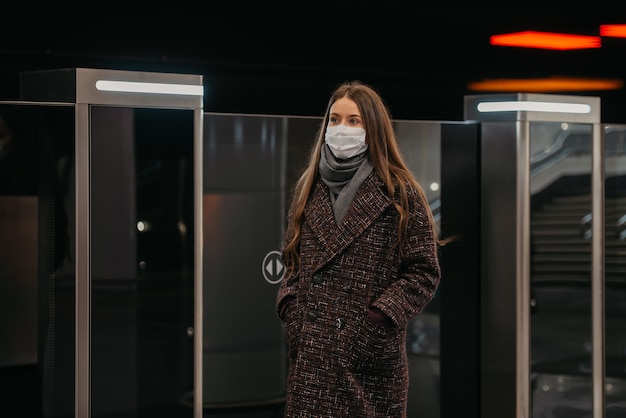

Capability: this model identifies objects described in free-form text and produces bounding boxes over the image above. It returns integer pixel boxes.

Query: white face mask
[324,124,368,159]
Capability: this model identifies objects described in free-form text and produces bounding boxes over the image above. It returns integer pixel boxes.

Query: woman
[275,81,441,417]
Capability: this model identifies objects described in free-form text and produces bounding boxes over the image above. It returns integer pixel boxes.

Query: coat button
[312,274,323,284]
[307,309,319,321]
[342,282,351,292]
[336,318,345,329]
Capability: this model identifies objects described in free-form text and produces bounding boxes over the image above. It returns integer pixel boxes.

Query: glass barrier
[529,121,593,416]
[0,103,76,417]
[90,106,195,417]
[603,124,626,416]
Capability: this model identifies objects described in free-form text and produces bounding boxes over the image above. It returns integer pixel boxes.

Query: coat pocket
[346,312,399,373]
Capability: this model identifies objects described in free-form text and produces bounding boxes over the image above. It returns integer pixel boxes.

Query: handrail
[531,125,626,178]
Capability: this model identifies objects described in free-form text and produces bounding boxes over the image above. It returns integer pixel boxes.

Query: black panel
[439,122,481,418]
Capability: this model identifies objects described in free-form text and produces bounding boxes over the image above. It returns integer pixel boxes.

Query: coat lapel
[305,173,392,270]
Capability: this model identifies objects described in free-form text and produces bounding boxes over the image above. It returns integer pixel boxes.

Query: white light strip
[95,80,204,96]
[477,100,591,114]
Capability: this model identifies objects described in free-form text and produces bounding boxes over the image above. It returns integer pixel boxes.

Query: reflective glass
[603,124,626,415]
[90,107,195,418]
[0,103,76,417]
[529,121,593,416]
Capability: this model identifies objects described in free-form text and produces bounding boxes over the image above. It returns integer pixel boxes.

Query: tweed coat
[276,171,441,418]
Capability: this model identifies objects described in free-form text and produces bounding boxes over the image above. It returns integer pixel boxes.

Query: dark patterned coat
[276,171,441,417]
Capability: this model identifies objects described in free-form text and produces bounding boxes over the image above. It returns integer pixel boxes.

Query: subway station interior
[2,7,626,418]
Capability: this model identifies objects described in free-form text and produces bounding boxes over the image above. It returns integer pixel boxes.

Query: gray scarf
[319,144,373,224]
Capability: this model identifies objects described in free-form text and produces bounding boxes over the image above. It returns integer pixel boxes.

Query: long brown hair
[283,81,438,269]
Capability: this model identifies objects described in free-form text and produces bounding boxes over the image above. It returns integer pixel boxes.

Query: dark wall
[2,7,626,123]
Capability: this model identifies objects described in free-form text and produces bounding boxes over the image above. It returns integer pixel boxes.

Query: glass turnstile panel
[201,113,297,409]
[603,124,626,414]
[0,103,76,417]
[529,121,593,416]
[90,106,195,418]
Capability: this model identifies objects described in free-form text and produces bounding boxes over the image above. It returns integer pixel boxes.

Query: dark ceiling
[2,7,626,122]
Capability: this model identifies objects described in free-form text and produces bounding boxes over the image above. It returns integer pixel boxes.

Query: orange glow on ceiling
[467,77,623,92]
[600,24,626,38]
[490,31,602,50]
